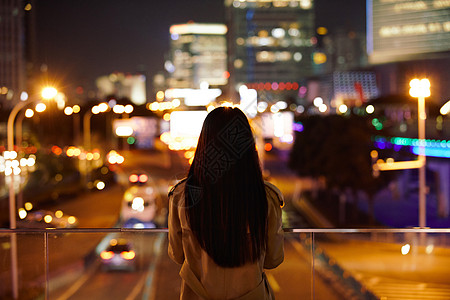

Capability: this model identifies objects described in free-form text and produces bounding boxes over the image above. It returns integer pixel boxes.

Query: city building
[224,0,316,102]
[96,72,147,105]
[367,0,450,104]
[166,22,228,90]
[0,0,35,108]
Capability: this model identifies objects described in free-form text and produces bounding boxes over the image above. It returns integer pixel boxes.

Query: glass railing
[1,228,450,300]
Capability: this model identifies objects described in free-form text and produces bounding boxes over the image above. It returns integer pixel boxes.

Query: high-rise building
[166,23,228,90]
[96,72,147,105]
[367,0,450,103]
[225,0,315,101]
[0,0,33,108]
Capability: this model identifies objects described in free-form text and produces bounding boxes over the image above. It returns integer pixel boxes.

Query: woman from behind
[168,106,284,299]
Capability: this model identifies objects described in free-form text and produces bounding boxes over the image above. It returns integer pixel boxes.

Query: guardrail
[1,228,450,300]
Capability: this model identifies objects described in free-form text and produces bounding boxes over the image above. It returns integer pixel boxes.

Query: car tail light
[121,250,135,260]
[129,174,138,183]
[138,174,148,183]
[100,251,114,260]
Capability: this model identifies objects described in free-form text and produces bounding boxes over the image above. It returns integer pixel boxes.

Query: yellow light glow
[55,210,63,218]
[93,152,101,160]
[370,150,378,159]
[319,104,328,113]
[92,106,100,114]
[401,244,410,255]
[98,102,109,112]
[68,216,77,225]
[96,181,105,190]
[317,27,328,35]
[124,104,134,114]
[115,126,134,137]
[170,23,227,35]
[313,52,327,65]
[73,148,81,156]
[440,100,450,115]
[64,107,73,115]
[25,109,34,118]
[44,215,53,224]
[113,104,125,114]
[24,202,33,211]
[149,102,159,111]
[184,150,195,159]
[366,105,375,114]
[18,208,27,219]
[41,87,58,100]
[338,104,348,114]
[409,78,430,98]
[86,153,94,160]
[35,103,46,113]
[24,3,32,11]
[163,113,171,121]
[156,91,165,101]
[73,105,81,113]
[172,98,181,107]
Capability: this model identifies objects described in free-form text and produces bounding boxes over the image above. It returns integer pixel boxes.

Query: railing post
[311,232,315,300]
[45,231,49,300]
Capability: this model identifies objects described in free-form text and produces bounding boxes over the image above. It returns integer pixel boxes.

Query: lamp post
[373,78,430,228]
[409,78,430,228]
[82,103,109,185]
[7,86,57,299]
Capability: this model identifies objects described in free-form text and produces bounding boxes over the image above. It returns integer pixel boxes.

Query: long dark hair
[185,106,268,268]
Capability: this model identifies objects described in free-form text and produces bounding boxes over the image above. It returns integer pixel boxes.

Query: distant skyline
[35,0,365,95]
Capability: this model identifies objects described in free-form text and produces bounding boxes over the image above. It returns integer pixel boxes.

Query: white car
[120,185,158,228]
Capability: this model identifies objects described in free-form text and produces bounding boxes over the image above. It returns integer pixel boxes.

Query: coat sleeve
[168,189,185,265]
[264,184,284,269]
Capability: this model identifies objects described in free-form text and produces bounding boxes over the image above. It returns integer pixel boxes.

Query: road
[6,147,450,299]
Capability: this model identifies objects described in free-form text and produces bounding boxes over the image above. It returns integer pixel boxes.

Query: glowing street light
[373,78,430,229]
[41,86,58,100]
[7,86,57,299]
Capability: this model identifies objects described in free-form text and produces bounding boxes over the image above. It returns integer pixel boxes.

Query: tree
[289,113,396,224]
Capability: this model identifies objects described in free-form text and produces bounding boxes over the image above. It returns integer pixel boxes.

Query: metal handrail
[2,227,450,234]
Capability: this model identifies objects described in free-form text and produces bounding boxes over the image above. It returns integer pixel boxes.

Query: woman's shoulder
[264,181,284,208]
[168,178,187,198]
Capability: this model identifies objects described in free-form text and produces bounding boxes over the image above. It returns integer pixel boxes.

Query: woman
[168,106,284,299]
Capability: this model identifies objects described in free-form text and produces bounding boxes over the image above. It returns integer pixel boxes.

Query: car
[100,238,136,271]
[17,209,78,229]
[120,185,158,228]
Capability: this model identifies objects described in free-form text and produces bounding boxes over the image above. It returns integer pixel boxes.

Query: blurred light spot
[264,143,273,152]
[366,105,375,114]
[25,109,34,118]
[163,113,171,121]
[55,210,63,218]
[401,244,410,255]
[338,104,348,114]
[73,105,81,113]
[96,181,105,190]
[18,208,27,219]
[35,103,46,113]
[64,106,73,115]
[124,104,134,114]
[313,97,323,107]
[24,202,33,211]
[44,215,53,224]
[317,27,328,35]
[68,216,77,225]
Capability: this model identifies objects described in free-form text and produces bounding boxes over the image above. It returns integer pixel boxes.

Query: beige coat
[168,180,284,300]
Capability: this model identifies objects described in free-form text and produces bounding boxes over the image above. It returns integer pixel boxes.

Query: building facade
[0,0,31,108]
[166,23,228,90]
[225,0,315,102]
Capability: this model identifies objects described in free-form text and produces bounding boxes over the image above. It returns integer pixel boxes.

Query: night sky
[36,0,365,94]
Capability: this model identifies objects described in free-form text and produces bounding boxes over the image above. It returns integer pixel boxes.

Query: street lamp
[6,86,57,299]
[373,79,430,228]
[409,78,430,229]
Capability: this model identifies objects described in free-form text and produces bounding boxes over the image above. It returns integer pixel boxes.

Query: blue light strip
[373,136,450,158]
[412,147,450,158]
